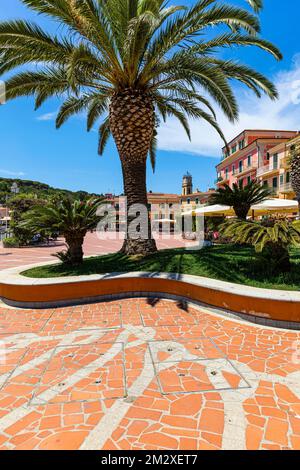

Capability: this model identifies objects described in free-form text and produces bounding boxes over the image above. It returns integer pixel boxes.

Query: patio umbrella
[157,218,176,223]
[251,199,298,214]
[194,204,234,216]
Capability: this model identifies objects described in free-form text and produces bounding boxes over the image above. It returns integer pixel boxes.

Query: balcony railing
[237,164,256,176]
[256,163,279,177]
[216,176,229,185]
[280,182,293,193]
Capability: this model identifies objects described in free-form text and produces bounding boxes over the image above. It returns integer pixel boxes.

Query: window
[286,172,290,183]
[247,155,252,167]
[232,165,235,175]
[247,176,251,184]
[231,145,237,154]
[239,139,245,150]
[225,168,229,179]
[272,177,278,188]
[273,153,278,169]
[280,174,284,186]
[239,160,243,173]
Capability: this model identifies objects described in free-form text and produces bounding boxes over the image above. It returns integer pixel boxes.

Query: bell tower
[182,172,193,196]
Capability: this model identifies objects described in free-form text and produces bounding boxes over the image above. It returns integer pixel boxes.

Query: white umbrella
[251,199,298,212]
[156,218,176,223]
[194,204,234,216]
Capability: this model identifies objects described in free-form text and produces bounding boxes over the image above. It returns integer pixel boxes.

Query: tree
[210,179,271,219]
[8,194,47,245]
[0,1,281,254]
[20,198,102,265]
[289,140,300,214]
[221,218,300,272]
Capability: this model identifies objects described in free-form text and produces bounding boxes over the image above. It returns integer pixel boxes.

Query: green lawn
[21,244,300,291]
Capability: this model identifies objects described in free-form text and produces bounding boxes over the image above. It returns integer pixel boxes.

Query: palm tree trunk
[233,204,249,220]
[120,158,156,254]
[109,89,157,255]
[65,233,85,265]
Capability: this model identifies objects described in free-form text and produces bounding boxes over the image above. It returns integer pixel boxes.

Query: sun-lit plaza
[0,298,299,450]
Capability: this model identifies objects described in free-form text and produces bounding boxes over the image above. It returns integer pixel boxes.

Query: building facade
[216,129,299,199]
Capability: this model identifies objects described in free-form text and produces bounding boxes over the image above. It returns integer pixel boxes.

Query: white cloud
[157,54,300,158]
[36,111,57,121]
[0,169,25,177]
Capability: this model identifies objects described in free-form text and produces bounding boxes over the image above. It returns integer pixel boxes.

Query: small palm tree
[0,0,281,255]
[222,218,300,272]
[289,141,300,214]
[210,179,271,219]
[20,198,102,265]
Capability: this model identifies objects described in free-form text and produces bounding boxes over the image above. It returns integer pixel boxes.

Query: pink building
[216,130,298,190]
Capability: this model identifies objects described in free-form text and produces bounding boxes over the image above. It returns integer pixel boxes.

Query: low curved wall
[0,268,300,325]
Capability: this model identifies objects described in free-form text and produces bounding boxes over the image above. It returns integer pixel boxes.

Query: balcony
[216,177,229,186]
[237,164,257,177]
[256,163,279,178]
[280,182,294,193]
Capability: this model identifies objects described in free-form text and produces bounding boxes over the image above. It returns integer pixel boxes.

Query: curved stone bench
[0,263,300,327]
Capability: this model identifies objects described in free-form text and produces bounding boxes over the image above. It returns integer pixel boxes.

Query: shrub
[2,236,20,248]
[221,219,300,273]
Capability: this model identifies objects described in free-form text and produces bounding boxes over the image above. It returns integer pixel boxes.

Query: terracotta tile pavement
[0,298,299,450]
[0,232,196,270]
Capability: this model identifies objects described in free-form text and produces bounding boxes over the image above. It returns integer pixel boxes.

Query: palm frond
[98,117,111,156]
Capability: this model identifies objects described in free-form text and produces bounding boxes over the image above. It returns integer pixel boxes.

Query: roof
[181,190,214,199]
[222,129,298,150]
[217,137,293,169]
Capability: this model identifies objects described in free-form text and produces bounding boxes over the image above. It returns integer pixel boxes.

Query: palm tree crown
[0,0,281,254]
[1,1,280,150]
[210,179,272,219]
[20,197,102,264]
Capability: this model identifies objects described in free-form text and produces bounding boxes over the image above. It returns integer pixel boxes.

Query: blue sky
[1,0,300,195]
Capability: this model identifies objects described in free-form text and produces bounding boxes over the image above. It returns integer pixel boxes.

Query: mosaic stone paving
[0,298,299,450]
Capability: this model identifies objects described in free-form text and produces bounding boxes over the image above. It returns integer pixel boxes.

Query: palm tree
[289,140,300,214]
[210,179,271,219]
[20,198,102,265]
[0,0,281,255]
[221,218,300,272]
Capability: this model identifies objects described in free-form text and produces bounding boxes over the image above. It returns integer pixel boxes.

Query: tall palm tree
[20,198,102,265]
[289,140,300,214]
[210,179,271,219]
[0,0,281,255]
